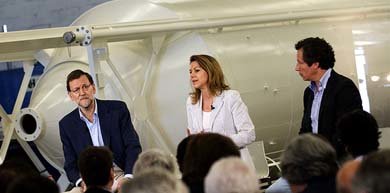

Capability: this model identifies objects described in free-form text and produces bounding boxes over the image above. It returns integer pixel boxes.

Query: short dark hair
[6,175,59,193]
[176,135,194,173]
[182,133,240,187]
[0,160,38,192]
[295,37,335,69]
[337,109,381,157]
[66,69,94,92]
[352,150,390,193]
[78,146,113,187]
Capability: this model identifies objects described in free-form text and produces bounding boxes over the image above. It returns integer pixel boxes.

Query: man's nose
[79,88,86,95]
[295,64,300,71]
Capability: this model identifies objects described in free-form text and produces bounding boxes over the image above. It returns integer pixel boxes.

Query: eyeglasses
[70,84,92,95]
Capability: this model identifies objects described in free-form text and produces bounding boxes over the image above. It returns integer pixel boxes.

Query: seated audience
[0,160,38,192]
[337,109,381,159]
[336,110,380,193]
[120,168,188,193]
[352,149,390,193]
[205,157,258,193]
[132,148,179,177]
[6,175,59,193]
[176,135,194,174]
[182,133,241,193]
[281,134,338,193]
[267,110,379,193]
[337,160,360,193]
[78,146,114,193]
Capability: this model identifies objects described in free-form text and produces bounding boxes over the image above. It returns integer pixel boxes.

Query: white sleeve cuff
[76,178,83,186]
[124,174,133,179]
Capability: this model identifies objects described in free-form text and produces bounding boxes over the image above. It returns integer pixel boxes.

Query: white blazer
[186,90,256,148]
[186,90,256,168]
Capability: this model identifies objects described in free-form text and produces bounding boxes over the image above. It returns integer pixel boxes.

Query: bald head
[337,160,361,193]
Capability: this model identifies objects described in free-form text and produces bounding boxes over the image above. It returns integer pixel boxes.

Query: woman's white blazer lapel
[209,92,225,131]
[187,92,225,133]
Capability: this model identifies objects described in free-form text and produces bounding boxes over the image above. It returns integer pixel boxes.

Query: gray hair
[281,134,338,184]
[133,148,179,177]
[205,157,258,193]
[121,168,189,193]
[352,149,390,193]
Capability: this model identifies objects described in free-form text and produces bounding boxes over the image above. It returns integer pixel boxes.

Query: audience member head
[6,175,59,193]
[133,148,179,177]
[78,146,114,188]
[352,149,390,193]
[0,160,38,192]
[337,160,361,193]
[121,168,188,193]
[176,135,194,173]
[337,109,381,158]
[205,157,258,193]
[182,133,240,192]
[295,37,335,69]
[281,134,338,192]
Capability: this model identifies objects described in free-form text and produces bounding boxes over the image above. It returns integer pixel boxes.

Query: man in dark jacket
[266,37,363,193]
[295,37,362,156]
[59,69,141,188]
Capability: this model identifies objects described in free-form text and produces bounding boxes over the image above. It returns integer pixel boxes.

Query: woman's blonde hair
[189,55,230,104]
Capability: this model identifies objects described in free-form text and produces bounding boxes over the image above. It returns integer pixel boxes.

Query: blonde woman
[186,54,256,164]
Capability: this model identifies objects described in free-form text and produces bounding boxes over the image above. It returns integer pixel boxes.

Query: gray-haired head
[352,149,390,193]
[281,134,338,185]
[205,157,258,193]
[133,148,179,177]
[121,168,188,193]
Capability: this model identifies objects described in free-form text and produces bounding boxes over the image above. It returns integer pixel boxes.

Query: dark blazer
[59,99,142,184]
[85,187,111,193]
[299,70,362,153]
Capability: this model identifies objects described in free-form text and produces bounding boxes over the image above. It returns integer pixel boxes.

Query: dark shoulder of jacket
[303,86,313,99]
[331,70,352,82]
[331,70,359,90]
[97,99,126,110]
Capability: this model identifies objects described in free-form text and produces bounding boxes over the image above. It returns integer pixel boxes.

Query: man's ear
[312,62,320,69]
[290,183,307,193]
[68,92,76,102]
[91,84,96,95]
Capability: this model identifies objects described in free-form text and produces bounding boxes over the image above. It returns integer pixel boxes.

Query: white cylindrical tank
[30,0,183,171]
[25,0,390,171]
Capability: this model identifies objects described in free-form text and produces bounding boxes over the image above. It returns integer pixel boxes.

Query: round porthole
[15,108,43,141]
